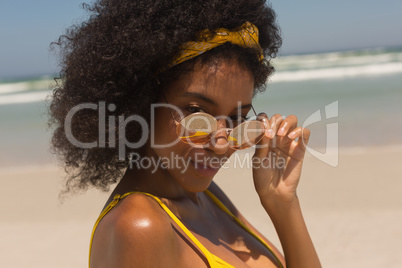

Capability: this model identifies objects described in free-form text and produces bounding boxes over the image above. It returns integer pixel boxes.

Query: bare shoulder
[90,193,180,268]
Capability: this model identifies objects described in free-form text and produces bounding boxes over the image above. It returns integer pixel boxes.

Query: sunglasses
[163,95,266,150]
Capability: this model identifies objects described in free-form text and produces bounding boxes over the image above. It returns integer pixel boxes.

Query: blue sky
[1,0,401,78]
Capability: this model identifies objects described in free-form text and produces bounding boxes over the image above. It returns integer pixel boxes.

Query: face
[150,60,255,192]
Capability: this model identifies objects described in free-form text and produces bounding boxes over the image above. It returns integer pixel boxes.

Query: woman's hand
[252,114,322,268]
[252,113,310,209]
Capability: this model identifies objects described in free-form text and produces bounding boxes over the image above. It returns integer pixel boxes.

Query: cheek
[152,109,185,152]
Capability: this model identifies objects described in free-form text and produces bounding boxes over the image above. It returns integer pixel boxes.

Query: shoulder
[90,193,180,268]
[108,193,175,243]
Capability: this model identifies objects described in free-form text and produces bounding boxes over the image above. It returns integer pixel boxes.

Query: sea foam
[0,91,49,105]
[271,62,402,83]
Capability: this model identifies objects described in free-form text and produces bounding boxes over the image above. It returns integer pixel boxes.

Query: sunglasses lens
[176,113,217,144]
[228,120,265,149]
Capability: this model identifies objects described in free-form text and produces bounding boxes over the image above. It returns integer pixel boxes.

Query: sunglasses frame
[162,93,266,150]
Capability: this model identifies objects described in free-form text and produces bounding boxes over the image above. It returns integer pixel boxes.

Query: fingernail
[288,132,296,139]
[261,118,269,128]
[278,127,286,136]
[265,129,274,138]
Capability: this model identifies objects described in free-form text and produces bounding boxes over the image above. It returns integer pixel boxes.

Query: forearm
[261,197,321,268]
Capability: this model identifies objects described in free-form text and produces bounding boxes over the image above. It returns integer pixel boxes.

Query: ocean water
[253,47,402,150]
[1,47,401,168]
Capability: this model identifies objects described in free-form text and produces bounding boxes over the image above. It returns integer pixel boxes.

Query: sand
[1,146,401,267]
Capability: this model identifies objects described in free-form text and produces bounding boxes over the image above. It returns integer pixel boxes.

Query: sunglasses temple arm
[161,92,179,125]
[251,105,258,116]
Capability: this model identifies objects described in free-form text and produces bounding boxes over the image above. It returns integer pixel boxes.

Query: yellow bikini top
[89,190,284,268]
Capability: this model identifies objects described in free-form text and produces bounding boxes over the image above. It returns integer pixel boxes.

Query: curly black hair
[48,0,282,193]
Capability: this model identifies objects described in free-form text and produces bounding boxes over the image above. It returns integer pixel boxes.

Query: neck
[116,148,202,204]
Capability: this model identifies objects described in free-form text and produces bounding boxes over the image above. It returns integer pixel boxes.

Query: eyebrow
[182,92,253,109]
[183,92,216,105]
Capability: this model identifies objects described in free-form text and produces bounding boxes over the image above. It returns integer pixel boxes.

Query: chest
[170,202,279,268]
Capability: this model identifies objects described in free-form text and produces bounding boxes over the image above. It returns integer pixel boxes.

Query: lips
[188,155,227,177]
[192,160,220,169]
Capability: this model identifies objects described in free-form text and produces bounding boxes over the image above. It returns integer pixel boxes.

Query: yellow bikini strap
[204,190,284,268]
[89,192,134,267]
[90,191,283,268]
[89,191,220,268]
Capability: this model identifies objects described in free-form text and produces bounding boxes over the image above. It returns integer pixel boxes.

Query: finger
[277,114,298,137]
[287,127,302,140]
[272,115,297,153]
[271,126,305,160]
[268,114,283,139]
[288,127,310,145]
[287,127,311,160]
[254,113,271,158]
[299,127,310,148]
[256,112,272,138]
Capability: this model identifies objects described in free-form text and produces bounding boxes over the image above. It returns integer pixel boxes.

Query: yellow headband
[165,21,263,70]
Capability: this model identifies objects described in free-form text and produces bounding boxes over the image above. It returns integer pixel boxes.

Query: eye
[229,114,249,123]
[228,115,250,127]
[186,106,207,114]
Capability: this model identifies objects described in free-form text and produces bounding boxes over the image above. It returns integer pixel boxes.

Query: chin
[171,165,219,193]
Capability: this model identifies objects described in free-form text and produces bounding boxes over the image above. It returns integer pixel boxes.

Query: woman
[50,0,321,267]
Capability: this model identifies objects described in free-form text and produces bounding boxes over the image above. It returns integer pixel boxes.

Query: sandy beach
[1,146,402,267]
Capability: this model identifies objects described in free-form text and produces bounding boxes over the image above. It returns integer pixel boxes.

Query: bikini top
[89,190,284,268]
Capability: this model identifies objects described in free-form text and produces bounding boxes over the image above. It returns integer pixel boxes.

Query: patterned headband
[163,21,263,71]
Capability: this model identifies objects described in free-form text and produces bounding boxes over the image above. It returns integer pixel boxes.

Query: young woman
[50,0,321,267]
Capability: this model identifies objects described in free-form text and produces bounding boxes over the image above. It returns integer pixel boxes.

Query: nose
[206,119,230,155]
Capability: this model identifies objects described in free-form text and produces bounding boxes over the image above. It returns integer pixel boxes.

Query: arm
[261,195,320,268]
[252,114,321,268]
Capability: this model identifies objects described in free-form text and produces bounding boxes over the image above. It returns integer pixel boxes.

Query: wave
[1,47,401,100]
[2,60,401,104]
[273,48,402,71]
[0,78,54,95]
[270,62,402,83]
[0,91,49,105]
